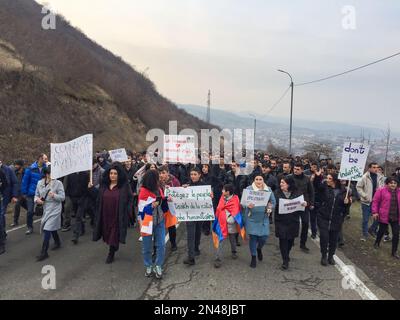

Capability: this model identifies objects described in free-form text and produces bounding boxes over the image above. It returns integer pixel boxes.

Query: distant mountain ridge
[179,104,398,139]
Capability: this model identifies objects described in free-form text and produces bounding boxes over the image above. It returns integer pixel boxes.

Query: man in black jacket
[64,171,90,244]
[261,163,278,192]
[292,162,315,253]
[0,168,8,255]
[224,161,250,199]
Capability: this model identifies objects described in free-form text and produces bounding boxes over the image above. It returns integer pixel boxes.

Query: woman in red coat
[372,177,400,259]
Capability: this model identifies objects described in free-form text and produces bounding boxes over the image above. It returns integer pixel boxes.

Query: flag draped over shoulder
[212,195,245,248]
[138,187,177,237]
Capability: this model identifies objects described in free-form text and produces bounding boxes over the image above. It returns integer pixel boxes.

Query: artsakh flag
[212,195,245,249]
[138,187,177,237]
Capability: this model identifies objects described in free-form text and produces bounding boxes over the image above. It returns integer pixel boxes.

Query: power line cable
[295,51,400,87]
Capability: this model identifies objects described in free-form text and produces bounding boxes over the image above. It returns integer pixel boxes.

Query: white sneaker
[25,228,33,235]
[145,266,152,277]
[138,236,143,242]
[154,265,163,279]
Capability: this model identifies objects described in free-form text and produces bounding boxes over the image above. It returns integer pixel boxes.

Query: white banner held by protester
[279,195,305,214]
[51,134,93,180]
[241,189,271,207]
[165,186,214,222]
[109,148,128,163]
[338,142,370,181]
[163,135,196,164]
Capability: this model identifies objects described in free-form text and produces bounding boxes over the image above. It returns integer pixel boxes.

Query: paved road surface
[0,221,393,300]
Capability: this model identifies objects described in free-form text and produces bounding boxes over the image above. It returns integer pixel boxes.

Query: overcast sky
[38,0,399,128]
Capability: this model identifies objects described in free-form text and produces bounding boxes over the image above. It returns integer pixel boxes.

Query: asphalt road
[0,220,393,300]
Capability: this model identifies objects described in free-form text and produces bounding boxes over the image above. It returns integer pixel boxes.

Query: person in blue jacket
[0,160,18,254]
[243,173,276,268]
[21,154,47,235]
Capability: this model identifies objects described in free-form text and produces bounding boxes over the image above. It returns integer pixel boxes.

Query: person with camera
[35,166,65,261]
[243,174,276,268]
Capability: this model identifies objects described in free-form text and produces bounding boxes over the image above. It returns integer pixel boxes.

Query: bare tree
[383,124,391,177]
[303,142,334,161]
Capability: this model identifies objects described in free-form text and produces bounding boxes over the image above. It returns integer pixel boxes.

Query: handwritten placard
[165,186,214,221]
[279,195,305,214]
[109,148,129,163]
[241,189,271,207]
[163,135,196,164]
[338,142,370,181]
[51,134,93,179]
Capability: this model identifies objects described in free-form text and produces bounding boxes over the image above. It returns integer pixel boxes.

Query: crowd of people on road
[1,150,399,279]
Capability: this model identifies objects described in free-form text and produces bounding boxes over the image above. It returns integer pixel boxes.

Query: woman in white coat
[35,166,65,261]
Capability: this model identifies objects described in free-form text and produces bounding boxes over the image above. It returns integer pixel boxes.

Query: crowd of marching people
[1,150,399,279]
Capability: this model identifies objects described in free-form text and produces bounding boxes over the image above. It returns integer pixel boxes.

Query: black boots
[257,248,263,261]
[281,260,289,270]
[106,246,118,264]
[37,241,49,262]
[321,255,328,266]
[328,256,336,265]
[250,255,257,268]
[51,233,61,250]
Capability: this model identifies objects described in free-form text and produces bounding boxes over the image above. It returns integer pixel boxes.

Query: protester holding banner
[183,167,206,266]
[372,177,400,259]
[274,176,305,270]
[35,166,65,261]
[21,154,47,235]
[212,184,245,268]
[356,163,385,241]
[243,174,276,268]
[93,164,133,264]
[159,165,180,252]
[314,171,350,266]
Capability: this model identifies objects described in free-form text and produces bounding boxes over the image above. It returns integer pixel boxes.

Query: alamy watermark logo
[342,5,356,30]
[146,121,255,169]
[41,2,57,30]
[341,264,357,290]
[41,265,56,290]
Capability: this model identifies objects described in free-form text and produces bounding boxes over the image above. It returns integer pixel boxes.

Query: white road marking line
[6,219,42,234]
[309,231,379,300]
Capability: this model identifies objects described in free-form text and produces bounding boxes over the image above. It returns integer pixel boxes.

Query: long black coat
[274,190,301,239]
[314,176,347,232]
[93,183,133,244]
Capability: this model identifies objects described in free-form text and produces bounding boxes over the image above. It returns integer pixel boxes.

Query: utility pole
[278,69,294,155]
[384,124,391,177]
[206,90,211,124]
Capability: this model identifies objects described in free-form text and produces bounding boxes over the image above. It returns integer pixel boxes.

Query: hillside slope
[0,0,212,162]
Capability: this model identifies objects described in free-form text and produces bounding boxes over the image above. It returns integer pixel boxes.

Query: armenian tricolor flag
[212,195,246,248]
[138,187,177,237]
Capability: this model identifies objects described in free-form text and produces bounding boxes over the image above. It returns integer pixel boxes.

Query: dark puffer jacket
[314,176,348,231]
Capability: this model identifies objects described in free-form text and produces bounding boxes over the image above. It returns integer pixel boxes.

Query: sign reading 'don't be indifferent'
[338,142,370,181]
[163,135,196,164]
[165,186,214,222]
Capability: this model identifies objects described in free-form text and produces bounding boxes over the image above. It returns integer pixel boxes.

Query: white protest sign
[51,134,93,180]
[163,135,196,164]
[165,185,214,222]
[338,142,370,181]
[279,195,305,214]
[241,189,271,207]
[109,148,128,163]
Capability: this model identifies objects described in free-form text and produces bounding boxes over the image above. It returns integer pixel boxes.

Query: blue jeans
[249,235,268,256]
[361,203,379,237]
[26,196,35,229]
[142,221,165,267]
[0,197,5,245]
